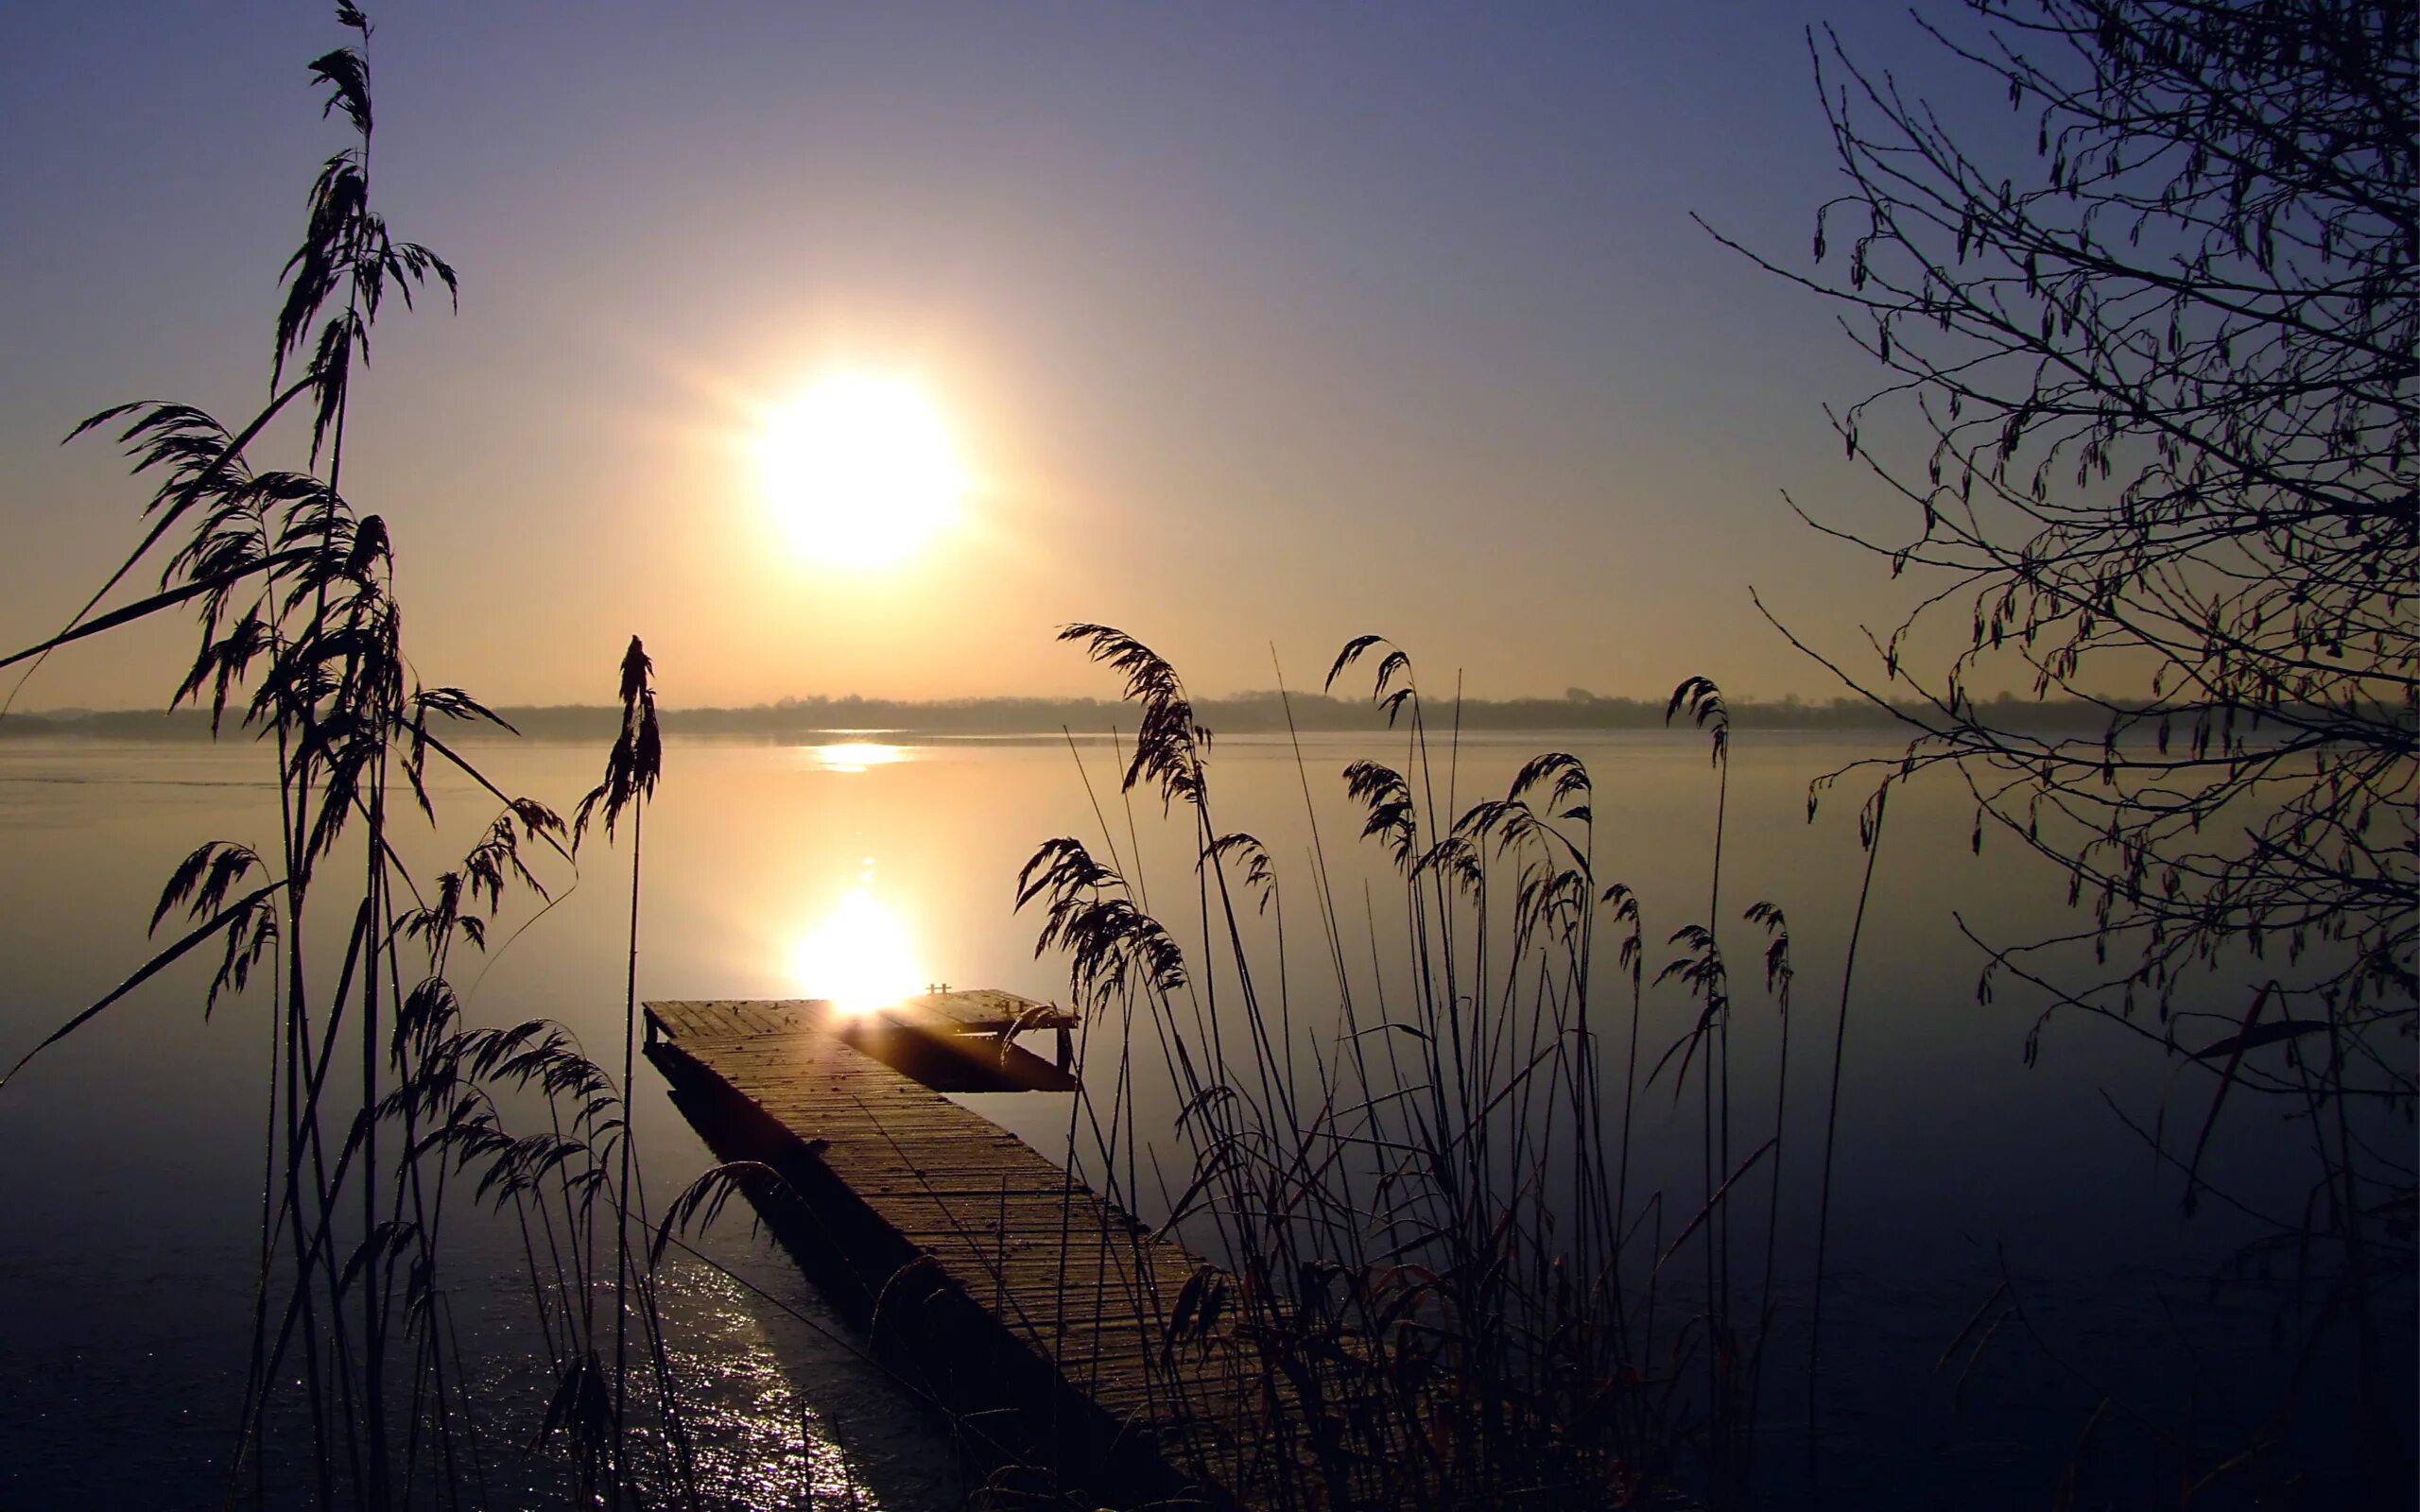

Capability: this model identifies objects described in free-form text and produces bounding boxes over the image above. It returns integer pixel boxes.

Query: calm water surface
[0,730,2401,1507]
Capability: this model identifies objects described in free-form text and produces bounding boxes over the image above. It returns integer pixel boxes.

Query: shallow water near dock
[0,730,2403,1507]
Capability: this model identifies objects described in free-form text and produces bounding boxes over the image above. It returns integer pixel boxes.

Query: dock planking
[643,996,1317,1510]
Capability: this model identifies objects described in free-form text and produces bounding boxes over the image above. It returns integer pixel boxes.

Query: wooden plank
[879,988,1076,1034]
[660,991,1075,1040]
[645,995,1299,1509]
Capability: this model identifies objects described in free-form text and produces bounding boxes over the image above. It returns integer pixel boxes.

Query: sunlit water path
[0,731,2398,1506]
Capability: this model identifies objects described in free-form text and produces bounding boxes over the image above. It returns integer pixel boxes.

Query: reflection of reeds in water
[1016,625,1895,1509]
[0,9,690,1505]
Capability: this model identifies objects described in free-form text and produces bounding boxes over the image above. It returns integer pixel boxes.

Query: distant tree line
[0,688,2268,741]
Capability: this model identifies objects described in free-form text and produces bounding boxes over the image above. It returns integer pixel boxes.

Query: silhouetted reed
[575,633,667,1504]
[0,9,691,1505]
[1018,625,1898,1509]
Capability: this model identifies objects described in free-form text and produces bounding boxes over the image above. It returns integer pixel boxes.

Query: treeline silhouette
[6,690,2157,741]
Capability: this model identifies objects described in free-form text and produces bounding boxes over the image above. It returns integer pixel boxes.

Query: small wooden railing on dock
[642,995,1301,1510]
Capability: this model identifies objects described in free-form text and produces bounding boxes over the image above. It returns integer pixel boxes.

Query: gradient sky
[1,2,1974,712]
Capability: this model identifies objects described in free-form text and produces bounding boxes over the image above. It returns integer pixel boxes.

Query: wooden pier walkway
[643,996,1297,1510]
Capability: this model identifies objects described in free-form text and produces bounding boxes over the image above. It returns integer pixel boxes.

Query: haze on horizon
[1,3,1969,714]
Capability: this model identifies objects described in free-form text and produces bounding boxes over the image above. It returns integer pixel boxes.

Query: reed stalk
[0,9,693,1503]
[1806,779,1889,1508]
[1015,627,1851,1508]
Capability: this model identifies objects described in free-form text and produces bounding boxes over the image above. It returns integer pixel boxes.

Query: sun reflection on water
[788,864,925,1014]
[661,1262,888,1509]
[806,742,905,773]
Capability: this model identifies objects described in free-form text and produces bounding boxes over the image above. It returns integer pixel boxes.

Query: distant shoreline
[0,692,2146,742]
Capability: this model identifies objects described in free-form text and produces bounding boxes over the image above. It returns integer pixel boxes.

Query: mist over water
[0,730,2395,1506]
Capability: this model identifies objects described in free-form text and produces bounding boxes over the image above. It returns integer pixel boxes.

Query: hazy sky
[1,2,1975,711]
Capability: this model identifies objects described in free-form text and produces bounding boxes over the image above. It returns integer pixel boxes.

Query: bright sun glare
[760,373,963,566]
[809,741,905,773]
[788,868,925,1015]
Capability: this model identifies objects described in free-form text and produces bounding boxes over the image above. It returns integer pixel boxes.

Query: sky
[0,2,1981,712]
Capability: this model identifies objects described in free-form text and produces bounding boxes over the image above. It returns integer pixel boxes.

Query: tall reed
[1663,676,1736,1490]
[1017,625,1873,1509]
[1804,779,1888,1509]
[576,635,665,1507]
[0,9,694,1504]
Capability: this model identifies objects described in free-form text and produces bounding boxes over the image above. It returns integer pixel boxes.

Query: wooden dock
[643,996,1299,1509]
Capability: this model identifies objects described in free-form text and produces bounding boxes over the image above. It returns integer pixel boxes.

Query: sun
[788,878,926,1015]
[760,373,963,566]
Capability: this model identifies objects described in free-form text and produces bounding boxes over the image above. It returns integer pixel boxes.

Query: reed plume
[0,10,695,1503]
[1015,626,1860,1507]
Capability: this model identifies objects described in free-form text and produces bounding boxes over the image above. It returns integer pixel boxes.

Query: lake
[0,728,2401,1507]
